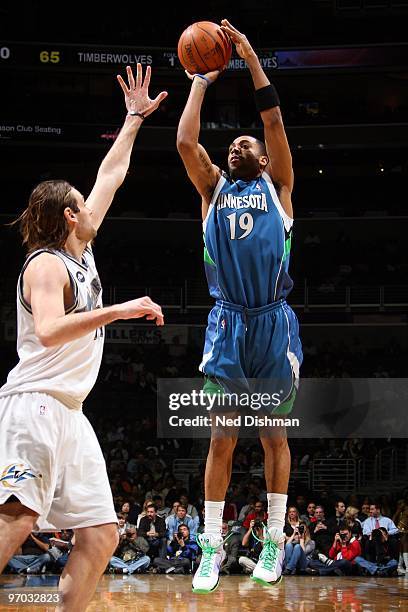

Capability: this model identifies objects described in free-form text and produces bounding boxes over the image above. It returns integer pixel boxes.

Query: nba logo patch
[39,405,46,415]
[221,319,226,330]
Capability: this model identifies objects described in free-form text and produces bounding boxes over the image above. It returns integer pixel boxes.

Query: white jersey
[0,246,104,410]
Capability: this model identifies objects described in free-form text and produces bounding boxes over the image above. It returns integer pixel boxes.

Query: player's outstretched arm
[26,254,164,347]
[86,64,168,230]
[221,19,294,217]
[176,71,221,210]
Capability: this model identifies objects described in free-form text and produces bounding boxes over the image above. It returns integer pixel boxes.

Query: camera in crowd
[253,519,264,530]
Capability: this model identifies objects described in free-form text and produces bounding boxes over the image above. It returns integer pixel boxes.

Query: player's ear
[260,154,269,170]
[64,206,78,225]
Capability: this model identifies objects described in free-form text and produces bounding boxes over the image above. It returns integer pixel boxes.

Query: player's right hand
[116,296,164,326]
[185,69,221,85]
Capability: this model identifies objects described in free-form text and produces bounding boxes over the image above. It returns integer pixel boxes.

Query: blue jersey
[203,171,294,308]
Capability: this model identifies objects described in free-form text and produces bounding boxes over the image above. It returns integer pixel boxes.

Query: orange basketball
[177,21,232,74]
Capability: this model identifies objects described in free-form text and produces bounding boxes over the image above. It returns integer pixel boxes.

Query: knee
[261,435,289,453]
[209,437,237,457]
[76,523,119,560]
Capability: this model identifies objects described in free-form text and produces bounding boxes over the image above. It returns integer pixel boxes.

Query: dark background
[0,1,407,509]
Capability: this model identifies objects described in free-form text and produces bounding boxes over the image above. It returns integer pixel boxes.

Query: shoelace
[251,523,279,572]
[196,532,233,578]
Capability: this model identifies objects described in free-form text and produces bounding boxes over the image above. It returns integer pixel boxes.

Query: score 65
[40,50,60,63]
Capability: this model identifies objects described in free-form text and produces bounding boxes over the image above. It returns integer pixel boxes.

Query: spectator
[326,499,346,532]
[223,493,238,522]
[242,500,268,531]
[238,496,258,523]
[310,506,335,556]
[362,503,399,537]
[220,521,241,575]
[238,519,264,575]
[344,506,362,531]
[179,493,199,522]
[283,522,315,575]
[136,499,155,528]
[393,498,408,575]
[165,504,197,541]
[359,502,370,523]
[152,495,171,519]
[127,498,142,525]
[355,528,398,577]
[109,526,150,575]
[153,525,198,574]
[138,504,167,559]
[295,495,308,518]
[117,513,129,536]
[7,532,54,574]
[303,501,317,526]
[51,531,75,572]
[307,523,361,576]
[284,506,300,536]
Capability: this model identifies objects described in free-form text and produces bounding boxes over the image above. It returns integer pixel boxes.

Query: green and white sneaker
[251,526,285,586]
[192,533,226,593]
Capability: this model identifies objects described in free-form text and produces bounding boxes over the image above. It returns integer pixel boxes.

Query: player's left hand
[220,19,256,62]
[117,64,168,118]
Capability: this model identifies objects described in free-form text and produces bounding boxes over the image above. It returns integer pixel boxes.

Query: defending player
[177,20,302,592]
[0,65,166,611]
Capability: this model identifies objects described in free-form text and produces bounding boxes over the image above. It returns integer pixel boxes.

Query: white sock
[403,552,408,570]
[267,492,287,532]
[204,500,225,536]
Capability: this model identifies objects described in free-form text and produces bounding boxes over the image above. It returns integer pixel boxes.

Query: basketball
[177,21,232,74]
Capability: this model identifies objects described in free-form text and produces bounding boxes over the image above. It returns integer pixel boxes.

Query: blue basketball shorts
[199,299,303,415]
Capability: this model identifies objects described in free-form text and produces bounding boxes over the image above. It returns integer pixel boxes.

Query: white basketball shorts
[0,392,117,531]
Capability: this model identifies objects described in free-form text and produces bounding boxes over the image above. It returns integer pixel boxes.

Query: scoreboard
[1,41,407,72]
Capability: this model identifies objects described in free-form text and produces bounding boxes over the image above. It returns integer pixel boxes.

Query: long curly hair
[13,180,79,253]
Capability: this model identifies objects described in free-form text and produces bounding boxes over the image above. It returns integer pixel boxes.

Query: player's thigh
[39,411,117,531]
[0,393,61,517]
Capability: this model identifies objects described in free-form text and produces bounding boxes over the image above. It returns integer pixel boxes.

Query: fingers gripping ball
[177,21,232,74]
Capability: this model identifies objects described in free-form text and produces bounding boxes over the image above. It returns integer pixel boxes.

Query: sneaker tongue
[267,527,285,545]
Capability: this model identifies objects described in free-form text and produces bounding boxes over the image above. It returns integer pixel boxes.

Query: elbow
[176,131,196,153]
[262,107,283,128]
[38,333,55,348]
[36,327,58,348]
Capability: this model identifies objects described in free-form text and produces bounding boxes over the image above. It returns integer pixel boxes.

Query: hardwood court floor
[0,574,407,611]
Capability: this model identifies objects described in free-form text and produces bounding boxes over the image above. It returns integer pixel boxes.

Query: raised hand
[220,19,256,62]
[117,64,168,118]
[184,69,221,86]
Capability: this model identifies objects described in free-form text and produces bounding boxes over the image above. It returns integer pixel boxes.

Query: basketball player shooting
[0,65,166,611]
[177,19,303,592]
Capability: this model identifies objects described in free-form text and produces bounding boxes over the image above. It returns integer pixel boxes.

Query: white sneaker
[251,527,285,585]
[192,534,226,593]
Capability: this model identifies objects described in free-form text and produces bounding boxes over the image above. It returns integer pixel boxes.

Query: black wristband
[128,111,145,119]
[254,84,280,112]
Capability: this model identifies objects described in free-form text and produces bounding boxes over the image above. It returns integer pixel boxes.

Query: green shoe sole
[251,575,283,587]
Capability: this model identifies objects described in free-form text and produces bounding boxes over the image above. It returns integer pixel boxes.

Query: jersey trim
[202,174,227,233]
[59,249,89,271]
[262,172,293,232]
[18,250,79,316]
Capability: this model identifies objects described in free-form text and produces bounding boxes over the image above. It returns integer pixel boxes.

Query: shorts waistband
[215,298,285,316]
